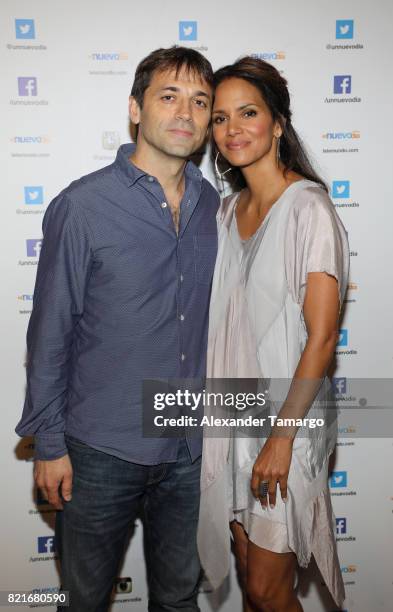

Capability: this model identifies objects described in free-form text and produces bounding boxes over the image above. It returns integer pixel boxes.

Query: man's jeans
[56,436,202,612]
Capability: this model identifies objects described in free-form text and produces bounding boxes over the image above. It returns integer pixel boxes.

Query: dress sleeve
[285,185,349,307]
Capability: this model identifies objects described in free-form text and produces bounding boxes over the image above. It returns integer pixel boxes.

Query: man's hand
[34,455,73,510]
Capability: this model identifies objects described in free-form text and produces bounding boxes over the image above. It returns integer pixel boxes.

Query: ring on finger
[259,480,269,497]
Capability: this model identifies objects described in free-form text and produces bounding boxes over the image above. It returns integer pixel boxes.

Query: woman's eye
[244,110,257,118]
[213,116,225,124]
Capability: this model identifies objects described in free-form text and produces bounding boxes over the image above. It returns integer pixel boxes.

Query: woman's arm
[250,271,340,508]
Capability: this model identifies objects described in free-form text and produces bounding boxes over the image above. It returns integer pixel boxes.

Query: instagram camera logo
[18,77,37,97]
[114,577,132,594]
[26,239,42,258]
[179,21,197,41]
[333,75,352,95]
[15,19,36,39]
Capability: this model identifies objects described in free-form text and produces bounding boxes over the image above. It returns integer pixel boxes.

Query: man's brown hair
[131,46,213,108]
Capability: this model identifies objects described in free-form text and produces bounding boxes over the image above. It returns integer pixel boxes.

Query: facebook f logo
[18,77,37,97]
[333,377,347,394]
[26,239,42,258]
[330,471,348,488]
[337,329,348,347]
[24,186,43,205]
[336,20,354,40]
[334,75,352,95]
[38,536,56,554]
[179,21,197,41]
[15,19,36,39]
[336,517,347,534]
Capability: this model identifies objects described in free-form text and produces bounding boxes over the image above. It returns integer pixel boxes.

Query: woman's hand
[250,437,294,509]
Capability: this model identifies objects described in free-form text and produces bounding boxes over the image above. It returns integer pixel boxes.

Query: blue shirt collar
[115,143,203,187]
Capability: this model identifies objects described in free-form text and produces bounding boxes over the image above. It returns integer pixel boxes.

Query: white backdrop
[2,0,393,610]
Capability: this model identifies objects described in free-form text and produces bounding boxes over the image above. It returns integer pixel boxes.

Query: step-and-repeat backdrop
[2,0,393,610]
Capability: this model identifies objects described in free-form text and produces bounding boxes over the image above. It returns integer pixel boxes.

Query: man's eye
[162,95,175,101]
[194,99,207,108]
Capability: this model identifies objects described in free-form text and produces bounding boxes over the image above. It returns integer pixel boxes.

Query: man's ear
[129,96,141,125]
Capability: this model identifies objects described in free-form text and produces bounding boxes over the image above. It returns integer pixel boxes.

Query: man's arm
[16,192,92,507]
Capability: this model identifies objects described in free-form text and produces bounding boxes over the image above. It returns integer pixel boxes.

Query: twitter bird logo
[332,181,350,199]
[15,19,36,39]
[24,186,44,205]
[179,21,197,41]
[337,329,348,347]
[336,20,354,40]
[330,471,348,488]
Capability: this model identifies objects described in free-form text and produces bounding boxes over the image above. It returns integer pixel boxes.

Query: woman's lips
[226,141,250,150]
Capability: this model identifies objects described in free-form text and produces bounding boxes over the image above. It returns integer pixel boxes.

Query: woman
[197,57,349,611]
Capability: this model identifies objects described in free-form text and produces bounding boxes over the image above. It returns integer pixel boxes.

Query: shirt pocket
[194,234,217,285]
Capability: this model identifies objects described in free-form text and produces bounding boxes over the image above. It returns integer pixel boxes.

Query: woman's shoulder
[286,179,348,245]
[289,179,334,218]
[293,178,333,208]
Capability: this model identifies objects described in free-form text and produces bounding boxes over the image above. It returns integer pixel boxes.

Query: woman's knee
[247,575,273,610]
[246,578,294,612]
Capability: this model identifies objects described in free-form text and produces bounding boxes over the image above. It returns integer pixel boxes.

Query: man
[16,46,219,611]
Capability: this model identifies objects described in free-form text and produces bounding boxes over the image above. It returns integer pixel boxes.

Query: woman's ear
[274,116,285,139]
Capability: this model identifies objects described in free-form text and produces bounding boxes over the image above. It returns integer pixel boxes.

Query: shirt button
[180,314,185,321]
[181,353,186,361]
[161,202,168,209]
[147,176,154,182]
[180,274,184,282]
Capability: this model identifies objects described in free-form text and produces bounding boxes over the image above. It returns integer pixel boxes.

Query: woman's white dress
[197,180,349,607]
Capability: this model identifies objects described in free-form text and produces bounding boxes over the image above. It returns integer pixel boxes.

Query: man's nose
[176,99,193,122]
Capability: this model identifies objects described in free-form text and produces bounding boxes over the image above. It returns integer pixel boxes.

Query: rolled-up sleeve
[15,193,93,460]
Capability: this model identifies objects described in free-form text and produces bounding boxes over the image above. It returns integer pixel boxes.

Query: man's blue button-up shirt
[16,143,219,464]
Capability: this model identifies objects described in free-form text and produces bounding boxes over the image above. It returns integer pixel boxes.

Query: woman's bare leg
[231,520,303,612]
[230,521,256,612]
[247,540,303,611]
